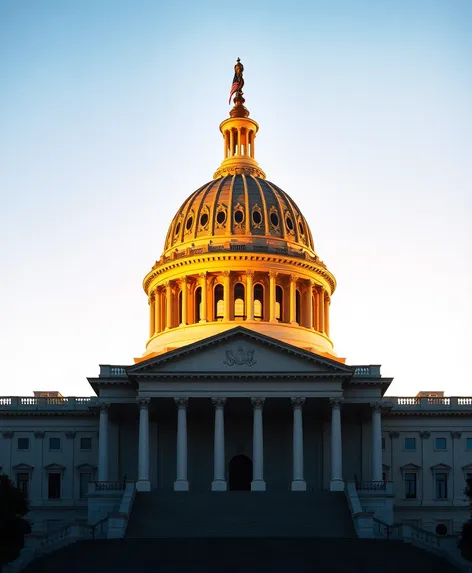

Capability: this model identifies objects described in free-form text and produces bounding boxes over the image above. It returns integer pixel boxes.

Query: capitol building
[1,62,471,557]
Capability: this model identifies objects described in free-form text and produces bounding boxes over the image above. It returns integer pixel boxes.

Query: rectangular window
[382,437,385,451]
[405,473,417,499]
[48,473,61,499]
[466,438,472,450]
[16,473,29,496]
[80,437,92,450]
[79,473,92,498]
[404,438,416,450]
[435,473,448,499]
[435,437,447,450]
[17,437,29,450]
[49,437,61,450]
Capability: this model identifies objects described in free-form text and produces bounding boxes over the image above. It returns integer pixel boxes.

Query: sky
[1,0,471,398]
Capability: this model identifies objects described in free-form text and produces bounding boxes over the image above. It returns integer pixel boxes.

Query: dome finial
[228,58,249,118]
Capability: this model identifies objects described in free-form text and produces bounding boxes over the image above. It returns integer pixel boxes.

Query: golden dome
[138,60,339,363]
[163,174,316,259]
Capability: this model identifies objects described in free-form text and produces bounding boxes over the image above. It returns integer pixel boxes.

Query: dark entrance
[228,454,252,491]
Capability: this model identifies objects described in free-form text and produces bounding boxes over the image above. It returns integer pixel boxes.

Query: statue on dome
[228,58,245,104]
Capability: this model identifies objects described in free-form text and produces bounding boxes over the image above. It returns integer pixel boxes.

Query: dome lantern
[214,59,266,180]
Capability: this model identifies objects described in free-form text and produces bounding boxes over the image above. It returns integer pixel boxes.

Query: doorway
[228,454,252,491]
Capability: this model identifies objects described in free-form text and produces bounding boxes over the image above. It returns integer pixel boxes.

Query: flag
[229,65,244,104]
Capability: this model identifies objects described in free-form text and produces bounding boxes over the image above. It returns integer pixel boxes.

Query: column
[324,295,330,337]
[370,402,383,483]
[291,398,306,491]
[98,404,109,482]
[251,397,266,491]
[224,130,228,158]
[211,398,227,491]
[154,289,160,335]
[329,398,344,491]
[230,129,234,157]
[246,271,254,320]
[306,281,314,329]
[223,271,231,321]
[199,273,207,322]
[237,129,241,155]
[269,272,277,322]
[180,278,188,326]
[319,288,325,333]
[174,398,189,491]
[289,275,297,324]
[149,294,155,338]
[137,399,151,491]
[165,282,172,329]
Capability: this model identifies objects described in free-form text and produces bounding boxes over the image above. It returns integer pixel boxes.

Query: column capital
[451,431,462,439]
[291,397,306,408]
[289,274,298,284]
[246,270,255,278]
[65,431,76,440]
[34,431,45,439]
[148,293,155,304]
[308,278,316,287]
[269,271,278,279]
[419,431,431,439]
[329,397,344,408]
[212,397,226,409]
[369,401,383,410]
[137,398,151,408]
[98,402,109,412]
[164,280,172,288]
[174,397,189,409]
[199,272,207,280]
[389,431,399,439]
[2,431,14,439]
[180,276,188,286]
[251,397,265,409]
[222,270,231,278]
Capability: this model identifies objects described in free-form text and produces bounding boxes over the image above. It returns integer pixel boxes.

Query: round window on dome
[200,213,209,227]
[285,216,294,231]
[174,222,181,235]
[435,524,447,536]
[234,210,244,224]
[216,210,226,225]
[186,216,193,231]
[298,221,304,235]
[252,210,262,225]
[270,212,279,228]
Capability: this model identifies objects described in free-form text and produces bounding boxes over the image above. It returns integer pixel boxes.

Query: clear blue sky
[1,0,471,397]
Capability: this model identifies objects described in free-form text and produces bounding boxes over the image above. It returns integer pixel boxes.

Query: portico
[93,327,388,494]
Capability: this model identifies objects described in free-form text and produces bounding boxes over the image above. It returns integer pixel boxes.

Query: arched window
[275,285,283,321]
[234,283,245,319]
[254,284,264,321]
[215,284,224,320]
[296,289,301,325]
[178,291,183,325]
[195,286,202,322]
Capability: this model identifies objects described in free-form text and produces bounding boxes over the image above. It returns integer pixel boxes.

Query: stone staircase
[125,491,356,538]
[22,537,460,572]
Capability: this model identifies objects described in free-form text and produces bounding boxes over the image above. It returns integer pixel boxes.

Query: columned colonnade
[148,271,331,338]
[97,399,384,492]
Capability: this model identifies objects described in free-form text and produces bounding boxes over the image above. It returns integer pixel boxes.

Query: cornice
[143,252,336,295]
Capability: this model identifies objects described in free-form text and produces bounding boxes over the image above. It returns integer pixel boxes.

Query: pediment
[12,463,34,472]
[462,463,472,472]
[44,463,65,472]
[76,463,97,472]
[128,327,354,378]
[400,463,421,472]
[430,463,452,472]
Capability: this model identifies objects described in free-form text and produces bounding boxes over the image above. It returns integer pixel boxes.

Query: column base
[251,480,266,492]
[174,480,189,491]
[136,480,151,492]
[330,479,345,492]
[291,480,307,491]
[211,480,227,492]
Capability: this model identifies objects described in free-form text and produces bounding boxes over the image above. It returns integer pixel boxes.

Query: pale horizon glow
[1,1,471,397]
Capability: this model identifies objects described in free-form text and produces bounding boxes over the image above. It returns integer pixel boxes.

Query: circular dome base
[143,321,335,359]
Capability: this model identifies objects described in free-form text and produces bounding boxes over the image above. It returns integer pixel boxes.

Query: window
[80,437,92,450]
[466,438,472,450]
[16,473,29,496]
[79,473,92,499]
[253,284,264,321]
[435,437,447,450]
[48,473,61,499]
[234,283,245,319]
[436,523,448,536]
[404,438,416,450]
[382,437,386,451]
[405,473,417,499]
[178,290,182,324]
[295,289,301,324]
[49,437,61,450]
[17,437,29,450]
[435,473,448,499]
[195,286,202,322]
[214,284,224,320]
[275,286,283,321]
